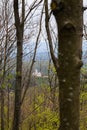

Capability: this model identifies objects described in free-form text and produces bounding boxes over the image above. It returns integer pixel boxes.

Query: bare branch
[44,0,59,71]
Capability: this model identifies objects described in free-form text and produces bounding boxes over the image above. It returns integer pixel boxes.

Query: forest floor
[2,84,87,130]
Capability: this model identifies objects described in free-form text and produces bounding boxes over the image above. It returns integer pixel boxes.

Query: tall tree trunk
[51,0,83,130]
[12,0,25,130]
[12,36,23,130]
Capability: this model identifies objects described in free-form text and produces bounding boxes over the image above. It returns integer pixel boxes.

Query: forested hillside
[0,0,87,130]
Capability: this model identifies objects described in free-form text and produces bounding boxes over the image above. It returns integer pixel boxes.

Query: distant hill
[35,52,50,61]
[23,41,87,64]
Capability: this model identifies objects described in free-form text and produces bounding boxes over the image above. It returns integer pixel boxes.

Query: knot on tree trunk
[61,21,76,33]
[74,57,83,69]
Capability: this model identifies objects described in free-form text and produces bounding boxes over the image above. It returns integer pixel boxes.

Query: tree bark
[51,0,83,130]
[12,0,25,130]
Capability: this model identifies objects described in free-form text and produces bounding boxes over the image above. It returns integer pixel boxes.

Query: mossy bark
[51,0,83,130]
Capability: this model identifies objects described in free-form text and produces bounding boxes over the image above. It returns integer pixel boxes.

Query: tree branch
[44,0,59,71]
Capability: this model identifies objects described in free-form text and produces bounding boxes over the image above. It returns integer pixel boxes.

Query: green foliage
[80,83,87,130]
[21,85,87,130]
[0,73,14,89]
[80,92,87,101]
[35,108,59,130]
[2,83,87,130]
[21,86,59,130]
[22,107,59,130]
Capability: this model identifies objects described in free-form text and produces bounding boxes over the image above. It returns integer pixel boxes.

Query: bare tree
[0,0,15,130]
[12,0,25,130]
[12,0,43,129]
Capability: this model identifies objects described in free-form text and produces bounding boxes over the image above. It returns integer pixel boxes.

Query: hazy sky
[83,0,87,24]
[24,0,87,54]
[27,0,87,23]
[83,0,87,5]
